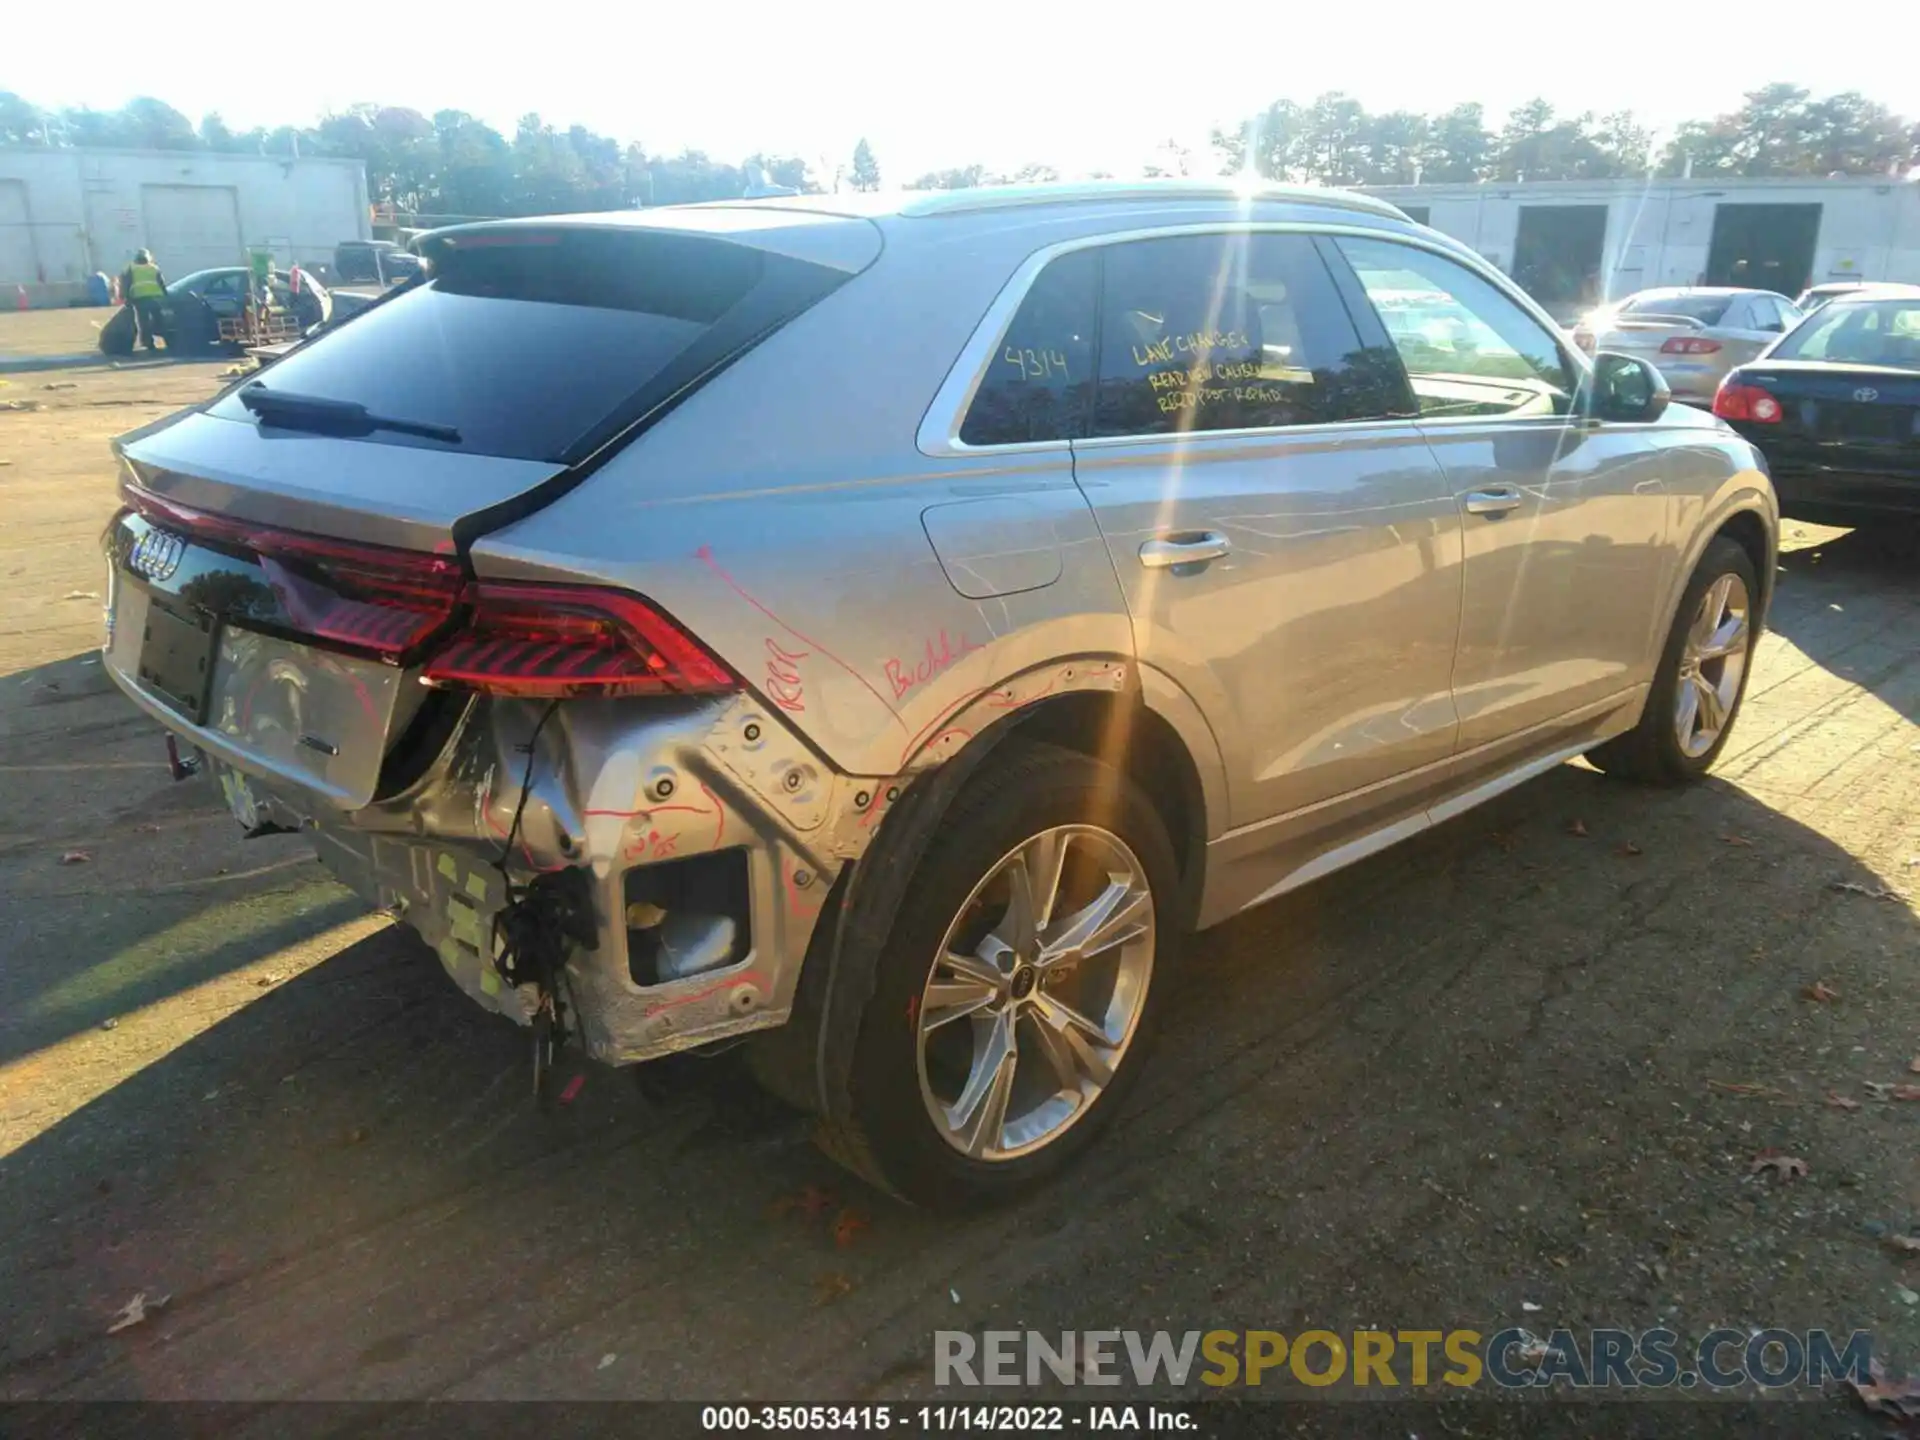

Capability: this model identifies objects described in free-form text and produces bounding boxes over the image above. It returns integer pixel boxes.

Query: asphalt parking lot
[1,326,1917,1430]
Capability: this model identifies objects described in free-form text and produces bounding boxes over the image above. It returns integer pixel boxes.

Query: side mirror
[1587,351,1670,423]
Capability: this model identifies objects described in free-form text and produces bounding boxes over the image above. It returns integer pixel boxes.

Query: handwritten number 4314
[1005,346,1069,381]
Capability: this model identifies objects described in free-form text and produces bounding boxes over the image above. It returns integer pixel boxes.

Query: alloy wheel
[1674,572,1752,759]
[915,824,1155,1162]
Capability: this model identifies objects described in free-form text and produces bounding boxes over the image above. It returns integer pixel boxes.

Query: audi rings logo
[128,528,186,583]
[1852,386,1880,403]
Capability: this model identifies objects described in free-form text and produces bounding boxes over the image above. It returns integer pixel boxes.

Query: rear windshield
[210,228,770,462]
[1770,301,1920,369]
[1621,294,1732,325]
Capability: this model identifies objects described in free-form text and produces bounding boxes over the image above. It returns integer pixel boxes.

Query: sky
[10,0,1919,182]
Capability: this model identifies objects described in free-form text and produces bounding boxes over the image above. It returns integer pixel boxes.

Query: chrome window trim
[917,220,1592,458]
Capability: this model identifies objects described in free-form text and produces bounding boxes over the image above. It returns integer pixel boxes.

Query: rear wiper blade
[238,384,461,444]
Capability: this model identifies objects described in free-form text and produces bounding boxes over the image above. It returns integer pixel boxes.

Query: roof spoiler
[1615,313,1706,330]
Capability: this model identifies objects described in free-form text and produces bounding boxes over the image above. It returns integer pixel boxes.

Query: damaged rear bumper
[111,630,883,1064]
[292,690,855,1064]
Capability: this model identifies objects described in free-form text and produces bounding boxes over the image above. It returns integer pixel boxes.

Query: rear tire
[98,308,134,356]
[817,740,1180,1208]
[1588,535,1758,785]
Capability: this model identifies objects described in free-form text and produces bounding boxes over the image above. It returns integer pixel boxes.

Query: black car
[332,240,420,284]
[100,267,332,356]
[1713,295,1920,529]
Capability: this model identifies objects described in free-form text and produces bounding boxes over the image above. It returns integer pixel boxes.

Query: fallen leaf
[1708,1079,1786,1099]
[1720,834,1755,847]
[343,1125,370,1145]
[1825,1091,1861,1111]
[812,1273,856,1306]
[1866,1082,1896,1101]
[1828,880,1905,902]
[1909,1057,1920,1074]
[1567,819,1589,838]
[252,973,283,988]
[99,1017,118,1033]
[106,1291,169,1335]
[1892,1085,1920,1102]
[832,1207,871,1248]
[1615,841,1643,858]
[1802,981,1840,1003]
[59,850,91,865]
[1886,1235,1920,1256]
[1749,1152,1808,1183]
[597,1353,616,1370]
[1849,1361,1920,1420]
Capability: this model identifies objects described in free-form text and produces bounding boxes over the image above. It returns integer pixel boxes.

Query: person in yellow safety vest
[119,249,168,352]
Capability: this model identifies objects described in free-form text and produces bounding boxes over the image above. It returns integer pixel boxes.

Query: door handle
[1463,487,1524,517]
[1138,532,1231,569]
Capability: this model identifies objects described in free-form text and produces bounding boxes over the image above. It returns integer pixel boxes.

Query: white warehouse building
[0,146,372,303]
[1360,176,1920,320]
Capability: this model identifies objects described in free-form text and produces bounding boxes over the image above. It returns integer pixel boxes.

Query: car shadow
[1,740,1913,1422]
[1761,525,1920,722]
[0,650,357,1067]
[2,542,1915,1420]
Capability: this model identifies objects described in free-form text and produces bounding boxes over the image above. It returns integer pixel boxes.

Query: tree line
[1,84,1913,221]
[1213,85,1916,185]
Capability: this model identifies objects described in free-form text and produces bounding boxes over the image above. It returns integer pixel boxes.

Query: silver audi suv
[101,182,1776,1205]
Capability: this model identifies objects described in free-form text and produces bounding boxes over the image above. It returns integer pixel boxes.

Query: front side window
[1091,232,1404,438]
[1337,236,1576,419]
[959,249,1097,446]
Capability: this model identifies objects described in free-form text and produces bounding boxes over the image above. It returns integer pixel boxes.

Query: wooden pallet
[217,313,302,347]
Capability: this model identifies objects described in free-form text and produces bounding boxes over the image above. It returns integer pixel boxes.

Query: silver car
[1574,287,1803,402]
[1793,280,1920,315]
[101,182,1776,1205]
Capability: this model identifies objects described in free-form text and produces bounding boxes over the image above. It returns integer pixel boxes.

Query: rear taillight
[119,483,735,694]
[422,583,736,698]
[1660,337,1723,355]
[121,484,463,655]
[1712,380,1783,423]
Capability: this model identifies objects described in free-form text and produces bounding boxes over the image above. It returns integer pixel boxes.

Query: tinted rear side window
[210,228,778,463]
[959,249,1097,446]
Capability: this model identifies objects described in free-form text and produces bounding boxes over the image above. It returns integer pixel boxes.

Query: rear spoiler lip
[116,415,565,556]
[1611,314,1709,330]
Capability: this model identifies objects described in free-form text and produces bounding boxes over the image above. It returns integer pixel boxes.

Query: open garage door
[140,185,242,277]
[0,181,40,286]
[1511,205,1608,320]
[1706,203,1820,295]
